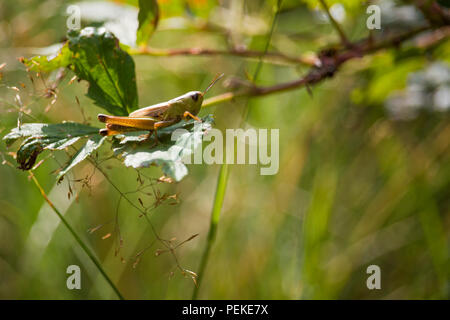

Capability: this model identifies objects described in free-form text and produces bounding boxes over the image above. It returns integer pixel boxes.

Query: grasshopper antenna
[203,73,224,95]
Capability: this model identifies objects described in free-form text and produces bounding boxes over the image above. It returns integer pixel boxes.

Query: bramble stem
[128,47,316,66]
[201,25,433,109]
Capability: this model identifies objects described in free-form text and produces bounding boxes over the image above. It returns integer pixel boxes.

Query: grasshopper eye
[191,93,199,101]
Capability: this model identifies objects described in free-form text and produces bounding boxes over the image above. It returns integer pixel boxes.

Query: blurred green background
[0,0,449,299]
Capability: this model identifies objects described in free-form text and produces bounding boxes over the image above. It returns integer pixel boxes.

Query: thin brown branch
[202,25,438,108]
[415,25,450,48]
[129,46,319,67]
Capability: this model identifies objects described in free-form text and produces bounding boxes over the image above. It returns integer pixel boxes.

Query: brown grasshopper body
[98,74,223,136]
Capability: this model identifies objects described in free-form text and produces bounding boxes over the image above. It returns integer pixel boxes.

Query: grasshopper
[98,74,224,137]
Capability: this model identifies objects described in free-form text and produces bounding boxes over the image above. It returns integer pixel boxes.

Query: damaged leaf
[113,115,214,181]
[3,122,101,172]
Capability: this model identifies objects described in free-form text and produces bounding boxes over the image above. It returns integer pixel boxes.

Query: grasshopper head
[186,91,204,103]
[176,90,204,115]
[181,73,224,114]
[166,74,225,118]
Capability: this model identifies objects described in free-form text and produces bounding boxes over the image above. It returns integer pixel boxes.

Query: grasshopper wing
[128,102,169,118]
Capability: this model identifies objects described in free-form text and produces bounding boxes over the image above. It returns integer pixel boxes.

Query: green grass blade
[192,0,284,299]
[192,163,230,299]
[30,174,125,300]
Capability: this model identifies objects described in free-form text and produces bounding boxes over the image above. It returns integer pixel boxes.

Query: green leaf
[68,27,139,115]
[21,43,72,73]
[136,0,159,46]
[20,27,139,115]
[3,122,100,171]
[57,135,106,180]
[113,116,214,181]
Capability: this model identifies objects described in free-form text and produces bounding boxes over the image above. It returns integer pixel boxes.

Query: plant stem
[30,173,125,300]
[192,164,230,299]
[318,0,350,46]
[128,47,316,66]
[192,0,284,300]
[201,25,433,109]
